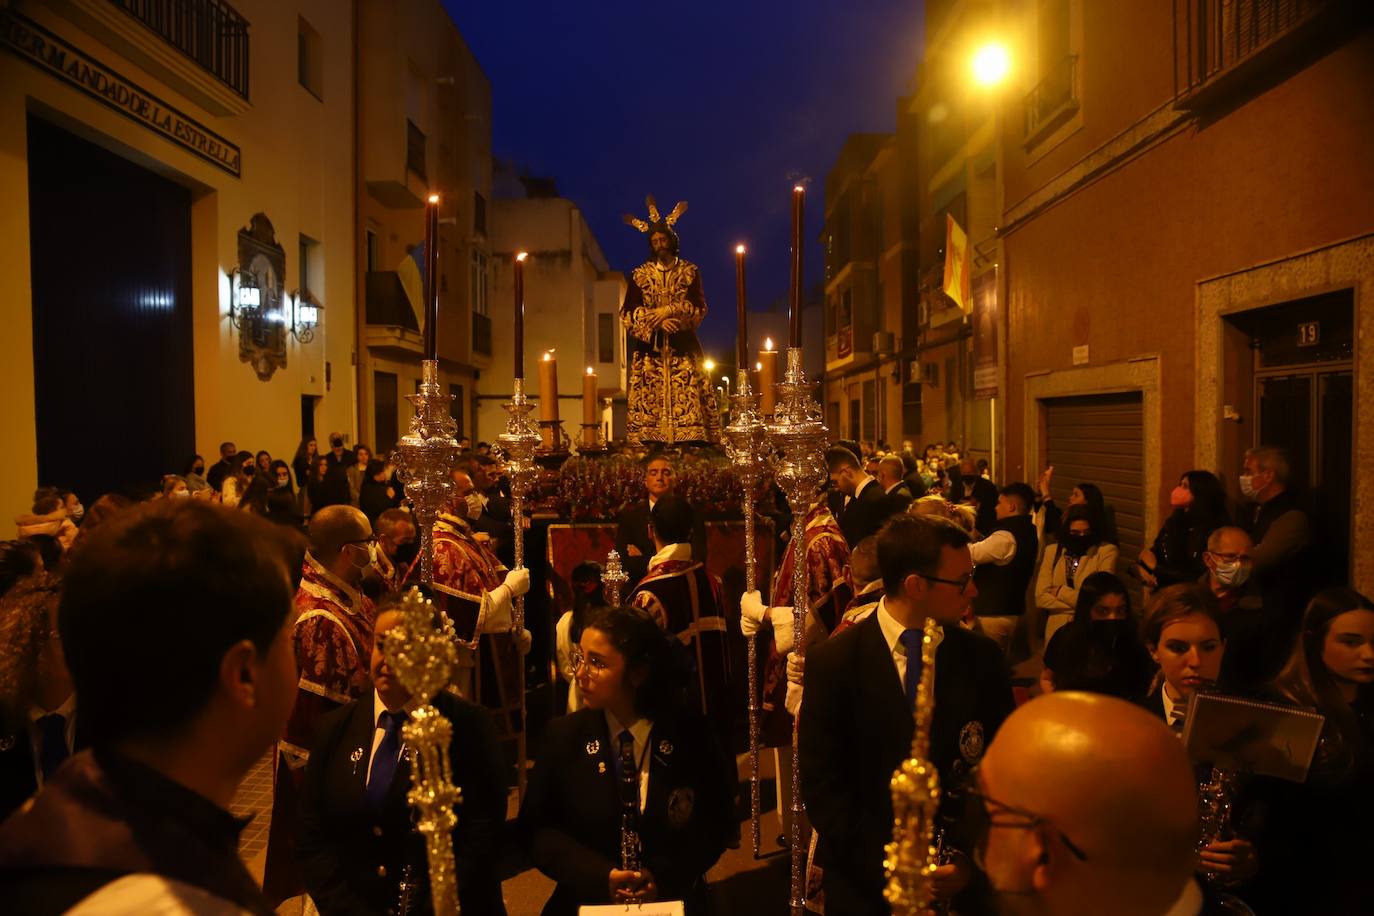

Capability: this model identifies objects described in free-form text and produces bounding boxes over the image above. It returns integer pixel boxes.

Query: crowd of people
[0,432,1368,914]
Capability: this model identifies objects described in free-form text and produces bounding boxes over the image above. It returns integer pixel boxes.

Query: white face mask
[70,504,85,520]
[465,492,484,520]
[170,489,191,500]
[1212,559,1251,588]
[1238,474,1259,499]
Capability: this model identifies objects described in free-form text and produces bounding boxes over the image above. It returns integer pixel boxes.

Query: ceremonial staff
[723,243,770,857]
[497,252,541,798]
[767,185,829,916]
[602,549,629,607]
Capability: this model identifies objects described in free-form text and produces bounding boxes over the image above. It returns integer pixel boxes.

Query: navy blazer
[519,707,733,915]
[799,611,1015,916]
[297,687,507,916]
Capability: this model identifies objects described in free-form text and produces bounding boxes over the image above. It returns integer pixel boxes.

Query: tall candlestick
[789,185,804,348]
[582,366,598,447]
[513,252,528,379]
[423,194,440,360]
[735,244,748,371]
[539,351,559,422]
[758,339,779,416]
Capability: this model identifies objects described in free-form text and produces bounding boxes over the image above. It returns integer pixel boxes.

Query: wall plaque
[1,11,242,177]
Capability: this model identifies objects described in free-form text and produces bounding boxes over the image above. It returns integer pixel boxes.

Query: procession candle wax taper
[583,367,598,446]
[735,244,748,371]
[513,252,527,379]
[758,339,779,416]
[789,184,804,348]
[424,194,440,360]
[539,351,559,422]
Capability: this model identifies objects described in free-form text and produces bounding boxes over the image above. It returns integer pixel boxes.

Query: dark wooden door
[28,116,194,502]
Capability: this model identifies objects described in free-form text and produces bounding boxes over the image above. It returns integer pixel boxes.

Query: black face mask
[193,465,204,475]
[1062,532,1092,556]
[393,540,420,570]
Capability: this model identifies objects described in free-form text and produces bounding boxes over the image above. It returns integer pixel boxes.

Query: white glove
[770,605,797,654]
[503,567,530,598]
[482,586,513,632]
[464,493,484,520]
[740,590,767,638]
[787,651,805,686]
[515,627,533,656]
[784,653,804,716]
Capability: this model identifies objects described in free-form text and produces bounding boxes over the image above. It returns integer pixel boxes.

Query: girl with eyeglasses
[519,605,733,914]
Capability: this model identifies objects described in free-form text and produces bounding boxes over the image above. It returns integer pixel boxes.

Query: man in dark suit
[826,446,894,548]
[948,457,999,536]
[799,514,1016,915]
[205,440,237,493]
[876,455,916,511]
[614,454,706,590]
[298,605,507,915]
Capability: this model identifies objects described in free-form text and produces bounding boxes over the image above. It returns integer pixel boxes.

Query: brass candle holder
[380,588,463,915]
[764,347,829,915]
[723,371,770,858]
[602,548,629,607]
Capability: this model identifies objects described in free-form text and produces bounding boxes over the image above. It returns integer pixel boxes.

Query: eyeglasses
[570,650,611,676]
[918,565,977,594]
[959,768,1088,865]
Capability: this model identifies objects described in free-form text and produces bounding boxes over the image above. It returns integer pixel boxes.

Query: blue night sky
[443,1,926,359]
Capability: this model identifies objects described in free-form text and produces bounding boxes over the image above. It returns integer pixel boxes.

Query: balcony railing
[472,312,492,355]
[1023,54,1078,143]
[109,0,249,100]
[1173,0,1341,105]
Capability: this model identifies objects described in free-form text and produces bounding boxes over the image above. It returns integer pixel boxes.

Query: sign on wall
[1,11,242,177]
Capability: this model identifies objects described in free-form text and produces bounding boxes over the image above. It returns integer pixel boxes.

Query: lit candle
[514,252,528,379]
[423,193,440,360]
[789,185,804,348]
[758,338,779,415]
[539,351,559,422]
[735,244,748,372]
[583,366,598,445]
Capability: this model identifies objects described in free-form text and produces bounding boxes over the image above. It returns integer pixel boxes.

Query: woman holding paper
[519,604,733,915]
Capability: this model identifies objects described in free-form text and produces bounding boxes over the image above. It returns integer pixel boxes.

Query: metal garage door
[1044,392,1144,570]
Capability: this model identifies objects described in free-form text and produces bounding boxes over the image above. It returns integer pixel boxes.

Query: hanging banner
[972,268,999,399]
[942,213,971,314]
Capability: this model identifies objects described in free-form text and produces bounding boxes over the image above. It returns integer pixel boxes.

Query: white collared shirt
[367,690,408,781]
[27,693,76,788]
[605,710,653,812]
[1160,683,1186,728]
[969,529,1017,566]
[875,598,944,687]
[648,542,692,569]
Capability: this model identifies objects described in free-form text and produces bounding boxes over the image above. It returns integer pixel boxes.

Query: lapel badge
[349,746,364,774]
[586,738,601,756]
[959,721,986,764]
[658,739,673,757]
[598,761,607,774]
[0,734,14,753]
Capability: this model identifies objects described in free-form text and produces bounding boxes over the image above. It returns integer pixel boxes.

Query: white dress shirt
[969,529,1017,566]
[605,710,653,812]
[1160,683,1186,728]
[875,598,945,687]
[27,692,77,788]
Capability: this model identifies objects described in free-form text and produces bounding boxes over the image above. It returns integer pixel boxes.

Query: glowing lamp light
[971,42,1011,86]
[703,358,716,374]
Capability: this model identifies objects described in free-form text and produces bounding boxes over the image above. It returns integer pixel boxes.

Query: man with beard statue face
[621,196,721,448]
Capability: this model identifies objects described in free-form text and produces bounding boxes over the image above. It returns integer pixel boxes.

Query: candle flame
[735,244,746,254]
[755,361,763,371]
[586,366,595,375]
[793,184,805,193]
[543,351,553,360]
[516,251,529,262]
[764,337,775,351]
[427,193,440,204]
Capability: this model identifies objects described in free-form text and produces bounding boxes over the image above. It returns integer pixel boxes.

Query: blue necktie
[899,629,924,713]
[37,714,69,781]
[366,710,407,809]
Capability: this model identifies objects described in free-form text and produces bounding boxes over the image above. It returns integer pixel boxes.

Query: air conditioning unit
[873,331,895,355]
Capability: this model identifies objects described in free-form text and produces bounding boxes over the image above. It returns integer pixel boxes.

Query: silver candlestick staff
[393,360,461,586]
[602,549,629,607]
[766,346,829,916]
[723,371,770,858]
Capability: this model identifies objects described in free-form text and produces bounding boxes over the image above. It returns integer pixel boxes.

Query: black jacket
[0,710,88,824]
[799,611,1015,915]
[838,478,894,548]
[614,499,707,589]
[518,707,733,915]
[972,514,1039,617]
[297,688,507,916]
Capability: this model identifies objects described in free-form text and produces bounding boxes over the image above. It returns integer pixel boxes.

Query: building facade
[993,0,1374,588]
[0,0,356,514]
[482,185,625,445]
[356,0,492,457]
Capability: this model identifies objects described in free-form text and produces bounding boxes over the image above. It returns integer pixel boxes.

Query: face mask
[170,490,191,499]
[1062,532,1091,555]
[1212,559,1251,588]
[276,476,291,488]
[1238,474,1259,499]
[1169,486,1192,509]
[465,493,484,519]
[69,504,84,521]
[347,543,375,570]
[193,465,204,475]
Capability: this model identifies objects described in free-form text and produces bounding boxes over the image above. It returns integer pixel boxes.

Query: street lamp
[971,41,1011,87]
[703,357,716,374]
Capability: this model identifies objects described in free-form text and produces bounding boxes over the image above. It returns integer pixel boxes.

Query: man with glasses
[973,691,1200,916]
[798,514,1014,914]
[1200,526,1270,693]
[265,505,378,904]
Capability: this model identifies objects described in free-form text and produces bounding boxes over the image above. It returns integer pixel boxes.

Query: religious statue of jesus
[621,196,721,447]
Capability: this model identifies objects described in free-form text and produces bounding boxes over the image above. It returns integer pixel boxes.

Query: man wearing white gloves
[433,470,533,701]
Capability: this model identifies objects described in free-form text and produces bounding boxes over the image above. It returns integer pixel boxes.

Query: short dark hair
[376,507,414,532]
[649,494,694,545]
[219,441,235,455]
[1141,583,1221,647]
[1073,571,1132,625]
[999,482,1036,514]
[59,500,301,747]
[824,446,860,473]
[32,495,62,515]
[366,458,387,478]
[877,514,971,597]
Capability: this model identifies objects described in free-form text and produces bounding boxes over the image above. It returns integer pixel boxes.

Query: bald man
[266,505,379,903]
[976,692,1201,916]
